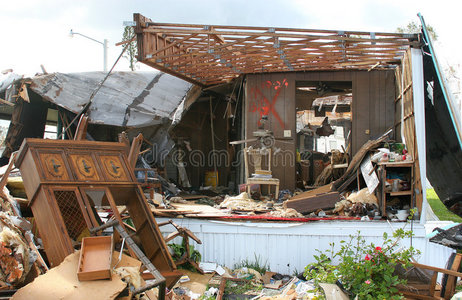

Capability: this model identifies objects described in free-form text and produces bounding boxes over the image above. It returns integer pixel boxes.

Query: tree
[122,26,138,71]
[396,21,438,41]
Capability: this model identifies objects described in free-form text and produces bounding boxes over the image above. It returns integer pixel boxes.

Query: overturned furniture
[398,253,462,300]
[16,138,181,288]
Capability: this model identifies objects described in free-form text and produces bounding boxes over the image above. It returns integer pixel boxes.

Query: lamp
[69,29,108,72]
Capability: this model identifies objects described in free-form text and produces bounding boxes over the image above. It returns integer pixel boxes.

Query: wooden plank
[74,115,89,141]
[143,21,417,38]
[289,184,332,201]
[128,133,143,171]
[284,191,340,213]
[444,254,462,299]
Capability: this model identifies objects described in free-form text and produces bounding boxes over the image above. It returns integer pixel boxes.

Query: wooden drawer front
[99,155,129,181]
[38,151,70,181]
[69,154,101,181]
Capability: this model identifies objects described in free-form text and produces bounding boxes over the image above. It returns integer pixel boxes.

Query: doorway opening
[295,81,352,187]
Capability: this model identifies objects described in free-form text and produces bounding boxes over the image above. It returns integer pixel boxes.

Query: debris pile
[0,212,32,286]
[0,185,42,291]
[167,265,329,300]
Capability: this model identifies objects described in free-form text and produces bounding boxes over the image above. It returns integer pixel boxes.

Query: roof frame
[134,13,420,86]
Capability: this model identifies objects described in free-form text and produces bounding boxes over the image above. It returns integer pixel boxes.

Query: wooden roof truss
[134,13,420,86]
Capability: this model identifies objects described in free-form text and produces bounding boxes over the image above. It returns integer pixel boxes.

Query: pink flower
[365,280,371,284]
[365,254,372,261]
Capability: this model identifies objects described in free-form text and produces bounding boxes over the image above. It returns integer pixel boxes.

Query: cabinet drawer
[98,154,130,181]
[68,153,102,181]
[38,151,71,181]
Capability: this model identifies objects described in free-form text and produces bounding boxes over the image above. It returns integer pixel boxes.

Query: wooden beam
[143,20,418,39]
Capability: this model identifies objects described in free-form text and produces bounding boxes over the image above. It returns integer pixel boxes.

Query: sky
[1,0,461,82]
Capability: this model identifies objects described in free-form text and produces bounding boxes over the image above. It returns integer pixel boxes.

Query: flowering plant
[304,227,420,299]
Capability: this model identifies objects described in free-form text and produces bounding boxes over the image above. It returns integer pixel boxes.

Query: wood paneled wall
[245,70,396,190]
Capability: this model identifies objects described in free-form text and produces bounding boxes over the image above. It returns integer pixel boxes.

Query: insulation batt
[269,208,303,218]
[347,188,378,205]
[219,193,266,210]
[0,212,31,286]
[114,266,142,299]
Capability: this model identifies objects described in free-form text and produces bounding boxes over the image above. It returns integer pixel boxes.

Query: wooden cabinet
[378,161,414,217]
[16,138,181,287]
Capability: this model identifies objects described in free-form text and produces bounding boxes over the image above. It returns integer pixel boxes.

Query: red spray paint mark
[249,79,288,128]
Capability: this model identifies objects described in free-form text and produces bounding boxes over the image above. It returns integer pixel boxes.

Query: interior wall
[171,98,229,187]
[245,70,396,190]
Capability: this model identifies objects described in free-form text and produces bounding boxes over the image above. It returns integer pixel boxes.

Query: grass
[427,189,462,222]
[225,280,262,295]
[233,254,269,275]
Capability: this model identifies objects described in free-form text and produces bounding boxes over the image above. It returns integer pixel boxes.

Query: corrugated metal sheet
[0,72,22,94]
[158,218,453,274]
[29,71,192,127]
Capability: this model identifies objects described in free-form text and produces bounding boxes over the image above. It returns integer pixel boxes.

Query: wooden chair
[399,253,462,299]
[244,147,279,200]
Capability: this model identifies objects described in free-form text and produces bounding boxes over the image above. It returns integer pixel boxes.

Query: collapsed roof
[28,71,193,127]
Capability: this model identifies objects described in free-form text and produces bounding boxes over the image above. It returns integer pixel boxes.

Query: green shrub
[304,227,420,299]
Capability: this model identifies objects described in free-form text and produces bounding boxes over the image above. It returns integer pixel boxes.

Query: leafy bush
[304,227,420,299]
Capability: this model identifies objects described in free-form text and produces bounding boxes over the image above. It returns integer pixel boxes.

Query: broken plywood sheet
[288,184,332,202]
[284,191,340,214]
[13,251,141,300]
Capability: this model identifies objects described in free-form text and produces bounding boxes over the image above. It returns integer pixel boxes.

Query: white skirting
[157,218,454,275]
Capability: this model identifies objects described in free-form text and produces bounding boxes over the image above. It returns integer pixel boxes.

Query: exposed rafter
[133,13,420,86]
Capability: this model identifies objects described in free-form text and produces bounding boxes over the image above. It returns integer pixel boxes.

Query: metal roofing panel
[29,71,192,127]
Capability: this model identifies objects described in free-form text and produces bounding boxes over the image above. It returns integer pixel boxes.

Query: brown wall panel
[245,70,395,190]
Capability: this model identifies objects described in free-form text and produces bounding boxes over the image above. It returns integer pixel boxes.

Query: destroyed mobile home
[0,12,459,299]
